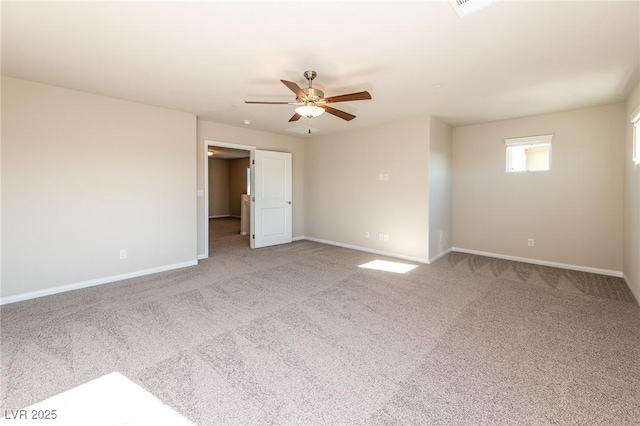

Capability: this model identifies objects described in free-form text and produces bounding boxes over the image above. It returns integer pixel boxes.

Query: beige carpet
[1,238,639,425]
[209,217,250,250]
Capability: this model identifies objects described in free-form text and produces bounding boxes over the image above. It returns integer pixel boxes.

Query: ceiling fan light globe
[295,105,324,118]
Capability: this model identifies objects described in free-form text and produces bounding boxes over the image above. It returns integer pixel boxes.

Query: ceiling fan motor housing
[300,87,324,103]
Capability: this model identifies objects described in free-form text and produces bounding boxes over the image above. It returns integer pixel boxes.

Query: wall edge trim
[0,260,198,306]
[429,247,453,264]
[451,247,622,277]
[301,236,430,264]
[622,273,640,306]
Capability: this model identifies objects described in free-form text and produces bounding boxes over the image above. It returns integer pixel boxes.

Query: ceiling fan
[245,70,372,122]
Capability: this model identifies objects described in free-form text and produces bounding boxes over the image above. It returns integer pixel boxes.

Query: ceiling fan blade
[281,80,306,99]
[321,105,356,121]
[288,113,301,122]
[324,91,372,103]
[245,101,292,104]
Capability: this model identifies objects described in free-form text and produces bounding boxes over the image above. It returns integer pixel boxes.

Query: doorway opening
[202,140,293,258]
[204,141,255,257]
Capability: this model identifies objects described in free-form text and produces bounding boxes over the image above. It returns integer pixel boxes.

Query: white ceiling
[2,1,638,137]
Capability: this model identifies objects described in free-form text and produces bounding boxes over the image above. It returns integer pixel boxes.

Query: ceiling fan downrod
[302,70,323,103]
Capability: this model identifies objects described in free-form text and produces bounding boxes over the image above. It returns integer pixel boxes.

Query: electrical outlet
[365,231,370,238]
[528,239,534,247]
[383,234,389,241]
[379,233,384,240]
[120,249,127,259]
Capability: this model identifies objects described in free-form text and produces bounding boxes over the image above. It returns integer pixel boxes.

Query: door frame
[203,140,256,258]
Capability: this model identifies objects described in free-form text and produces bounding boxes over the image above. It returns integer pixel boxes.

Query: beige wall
[1,77,197,299]
[305,116,430,261]
[208,158,230,217]
[3,76,631,301]
[452,103,625,272]
[428,116,453,261]
[207,157,249,218]
[196,120,304,257]
[624,83,640,300]
[229,158,249,217]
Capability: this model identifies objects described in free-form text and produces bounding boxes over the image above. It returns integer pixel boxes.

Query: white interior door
[252,150,292,248]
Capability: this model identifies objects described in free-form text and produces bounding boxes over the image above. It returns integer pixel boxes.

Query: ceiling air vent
[449,0,494,17]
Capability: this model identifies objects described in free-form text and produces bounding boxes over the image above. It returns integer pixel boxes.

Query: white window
[632,107,640,166]
[505,134,553,172]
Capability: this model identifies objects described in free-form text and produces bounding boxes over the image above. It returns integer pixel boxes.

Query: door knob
[287,201,292,205]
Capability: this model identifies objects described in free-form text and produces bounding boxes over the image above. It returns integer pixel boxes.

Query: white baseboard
[0,260,198,306]
[209,214,230,219]
[429,247,453,264]
[292,236,305,242]
[622,273,640,305]
[197,253,208,260]
[229,215,241,219]
[301,236,430,264]
[452,247,622,278]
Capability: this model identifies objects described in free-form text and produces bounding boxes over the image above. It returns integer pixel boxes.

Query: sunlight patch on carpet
[11,372,195,425]
[359,260,418,274]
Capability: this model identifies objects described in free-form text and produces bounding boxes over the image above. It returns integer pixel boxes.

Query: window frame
[505,134,553,173]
